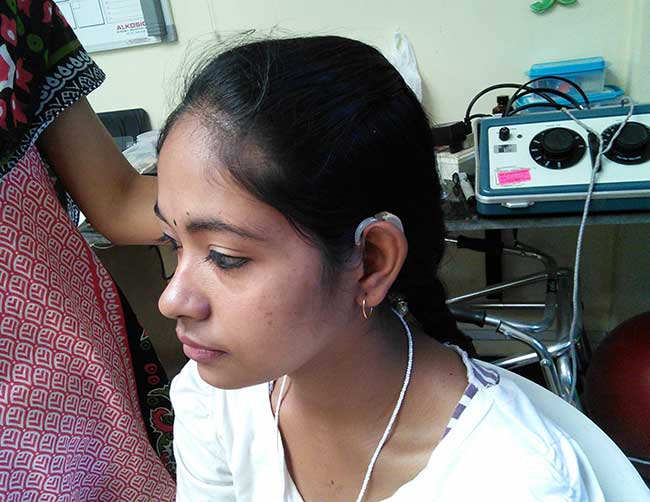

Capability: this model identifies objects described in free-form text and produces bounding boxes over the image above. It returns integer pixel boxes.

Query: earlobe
[356,220,408,311]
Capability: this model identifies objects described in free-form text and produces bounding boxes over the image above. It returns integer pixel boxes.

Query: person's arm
[37,97,163,245]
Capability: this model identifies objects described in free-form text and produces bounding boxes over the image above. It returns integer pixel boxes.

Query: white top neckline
[171,346,603,501]
[265,347,488,502]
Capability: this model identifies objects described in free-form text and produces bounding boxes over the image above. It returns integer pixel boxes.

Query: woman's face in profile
[155,115,358,389]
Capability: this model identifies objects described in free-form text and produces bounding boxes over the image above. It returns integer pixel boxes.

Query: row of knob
[499,122,650,169]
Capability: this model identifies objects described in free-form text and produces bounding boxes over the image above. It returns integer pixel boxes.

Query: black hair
[159,35,474,352]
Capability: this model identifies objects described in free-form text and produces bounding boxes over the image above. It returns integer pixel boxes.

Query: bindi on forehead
[153,200,269,242]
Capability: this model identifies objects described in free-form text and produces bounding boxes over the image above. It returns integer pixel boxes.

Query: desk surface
[445,209,650,232]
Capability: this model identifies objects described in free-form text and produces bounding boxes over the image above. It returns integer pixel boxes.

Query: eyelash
[205,250,250,270]
[162,234,250,271]
[162,234,181,251]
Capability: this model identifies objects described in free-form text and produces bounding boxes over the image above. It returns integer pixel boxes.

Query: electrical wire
[530,75,591,105]
[504,87,586,117]
[468,113,493,121]
[506,102,565,116]
[464,83,558,128]
[629,456,650,466]
[504,76,591,117]
[561,99,635,404]
[464,79,589,130]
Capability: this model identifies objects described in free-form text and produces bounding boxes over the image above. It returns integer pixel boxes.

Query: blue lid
[529,56,606,77]
[515,85,624,107]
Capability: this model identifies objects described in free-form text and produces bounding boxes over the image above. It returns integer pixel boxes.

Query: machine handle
[449,305,487,327]
[456,235,504,254]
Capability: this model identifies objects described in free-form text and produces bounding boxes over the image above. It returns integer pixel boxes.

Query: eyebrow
[153,202,267,241]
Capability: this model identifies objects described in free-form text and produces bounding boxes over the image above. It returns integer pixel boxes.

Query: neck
[280,308,412,428]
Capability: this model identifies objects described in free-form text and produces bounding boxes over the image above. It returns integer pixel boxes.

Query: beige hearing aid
[354,211,404,246]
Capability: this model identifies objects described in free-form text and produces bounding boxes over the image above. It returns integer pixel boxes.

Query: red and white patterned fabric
[0,146,175,501]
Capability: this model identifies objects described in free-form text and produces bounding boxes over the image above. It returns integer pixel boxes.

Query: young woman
[157,36,603,501]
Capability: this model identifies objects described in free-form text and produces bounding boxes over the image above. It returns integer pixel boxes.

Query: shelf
[444,202,650,232]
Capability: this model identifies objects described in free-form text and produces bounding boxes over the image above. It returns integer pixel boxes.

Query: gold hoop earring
[362,297,374,320]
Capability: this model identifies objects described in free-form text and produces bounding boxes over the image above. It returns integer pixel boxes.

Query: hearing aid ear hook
[354,211,405,246]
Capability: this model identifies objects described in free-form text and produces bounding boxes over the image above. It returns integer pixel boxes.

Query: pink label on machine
[497,168,531,186]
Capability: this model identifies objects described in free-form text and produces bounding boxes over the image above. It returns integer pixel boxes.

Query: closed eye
[206,250,250,270]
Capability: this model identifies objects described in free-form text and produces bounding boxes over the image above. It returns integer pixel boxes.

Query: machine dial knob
[530,127,586,169]
[602,122,650,164]
[542,128,576,160]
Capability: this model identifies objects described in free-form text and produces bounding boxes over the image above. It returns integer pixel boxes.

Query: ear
[356,221,408,309]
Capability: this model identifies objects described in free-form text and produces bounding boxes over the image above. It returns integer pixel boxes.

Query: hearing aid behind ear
[354,211,404,246]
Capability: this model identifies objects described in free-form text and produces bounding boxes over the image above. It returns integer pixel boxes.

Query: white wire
[629,456,650,466]
[274,375,288,431]
[561,99,636,404]
[272,308,414,502]
[273,374,289,495]
[355,308,413,502]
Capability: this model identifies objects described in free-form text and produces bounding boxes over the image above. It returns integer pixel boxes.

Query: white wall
[625,0,650,101]
[87,0,646,128]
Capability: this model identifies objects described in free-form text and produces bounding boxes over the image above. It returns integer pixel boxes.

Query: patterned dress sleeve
[0,0,105,172]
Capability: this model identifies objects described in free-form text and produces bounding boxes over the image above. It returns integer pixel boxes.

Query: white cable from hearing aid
[274,211,412,502]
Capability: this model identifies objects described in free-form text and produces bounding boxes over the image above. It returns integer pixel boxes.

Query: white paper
[54,0,176,53]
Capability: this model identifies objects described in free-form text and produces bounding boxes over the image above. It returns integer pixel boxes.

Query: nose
[158,260,210,321]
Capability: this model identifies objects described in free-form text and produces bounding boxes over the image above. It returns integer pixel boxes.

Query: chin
[196,364,269,391]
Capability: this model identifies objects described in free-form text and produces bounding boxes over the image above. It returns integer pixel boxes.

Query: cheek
[213,256,328,342]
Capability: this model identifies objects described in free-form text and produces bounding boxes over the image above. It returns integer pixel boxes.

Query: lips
[176,331,227,364]
[176,331,220,351]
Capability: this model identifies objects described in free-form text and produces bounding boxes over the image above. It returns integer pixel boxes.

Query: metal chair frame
[445,235,590,404]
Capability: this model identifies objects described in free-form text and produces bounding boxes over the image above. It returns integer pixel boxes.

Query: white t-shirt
[171,349,604,501]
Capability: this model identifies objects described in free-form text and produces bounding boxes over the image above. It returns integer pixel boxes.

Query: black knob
[542,128,577,160]
[602,121,650,165]
[499,127,510,141]
[614,122,650,153]
[529,127,586,169]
